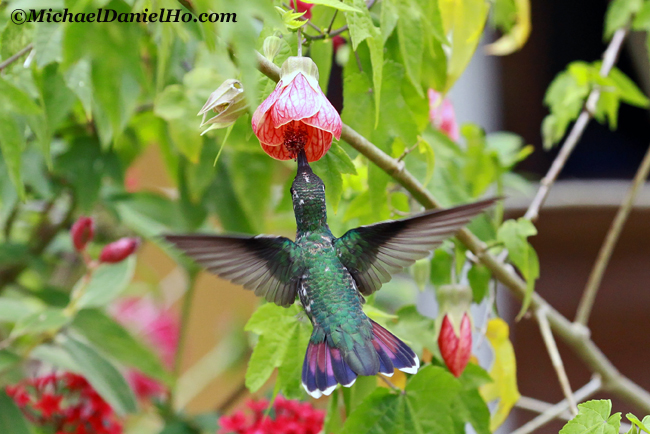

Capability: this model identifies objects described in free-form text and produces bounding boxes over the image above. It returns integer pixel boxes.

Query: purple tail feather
[301,321,419,398]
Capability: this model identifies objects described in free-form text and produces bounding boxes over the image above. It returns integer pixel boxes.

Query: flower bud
[71,216,94,252]
[263,35,283,62]
[99,238,140,263]
[436,284,473,377]
[198,79,247,135]
[438,312,472,377]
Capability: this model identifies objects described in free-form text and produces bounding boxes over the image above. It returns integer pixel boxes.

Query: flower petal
[301,96,342,139]
[270,73,321,127]
[252,82,284,133]
[303,123,333,162]
[255,112,286,147]
[260,141,294,160]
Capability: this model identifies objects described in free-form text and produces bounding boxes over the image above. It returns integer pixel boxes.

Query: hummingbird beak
[296,149,313,176]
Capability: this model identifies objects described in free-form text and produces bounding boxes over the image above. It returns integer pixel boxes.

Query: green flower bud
[198,79,247,135]
[263,36,284,62]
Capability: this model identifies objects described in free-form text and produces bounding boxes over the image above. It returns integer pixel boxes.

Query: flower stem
[297,28,303,56]
[575,142,650,325]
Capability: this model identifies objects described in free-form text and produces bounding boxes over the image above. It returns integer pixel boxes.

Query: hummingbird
[164,150,496,398]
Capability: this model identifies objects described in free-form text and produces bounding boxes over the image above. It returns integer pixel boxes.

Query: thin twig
[326,10,338,34]
[256,50,650,414]
[379,375,400,391]
[524,28,628,221]
[511,376,602,434]
[535,306,578,415]
[575,143,650,325]
[216,381,248,413]
[0,44,33,72]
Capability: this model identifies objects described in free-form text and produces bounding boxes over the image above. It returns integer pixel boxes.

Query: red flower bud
[71,216,94,252]
[438,312,472,377]
[290,0,313,19]
[99,238,140,263]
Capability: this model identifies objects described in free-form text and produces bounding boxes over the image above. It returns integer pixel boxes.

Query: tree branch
[512,377,602,434]
[535,306,578,415]
[0,44,33,72]
[575,143,650,325]
[524,28,628,222]
[255,50,650,414]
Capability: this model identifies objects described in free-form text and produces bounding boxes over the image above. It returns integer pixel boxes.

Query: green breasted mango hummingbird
[164,150,496,398]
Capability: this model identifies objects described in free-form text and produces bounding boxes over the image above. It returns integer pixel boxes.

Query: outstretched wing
[164,234,301,307]
[334,198,497,295]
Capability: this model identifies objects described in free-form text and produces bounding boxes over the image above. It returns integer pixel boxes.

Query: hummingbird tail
[301,321,419,399]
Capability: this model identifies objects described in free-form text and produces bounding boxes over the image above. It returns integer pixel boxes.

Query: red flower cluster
[219,396,324,434]
[6,373,122,434]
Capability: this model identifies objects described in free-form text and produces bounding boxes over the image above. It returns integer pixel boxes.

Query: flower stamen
[283,122,309,158]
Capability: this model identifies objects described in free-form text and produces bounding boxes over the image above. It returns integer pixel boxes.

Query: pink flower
[438,312,472,377]
[99,237,140,263]
[111,297,179,401]
[290,0,313,19]
[71,216,94,252]
[252,57,342,162]
[428,89,459,141]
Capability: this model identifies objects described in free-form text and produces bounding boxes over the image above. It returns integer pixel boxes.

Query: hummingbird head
[291,150,327,233]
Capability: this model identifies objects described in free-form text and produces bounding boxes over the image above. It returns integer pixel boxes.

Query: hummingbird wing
[163,234,301,307]
[334,198,497,295]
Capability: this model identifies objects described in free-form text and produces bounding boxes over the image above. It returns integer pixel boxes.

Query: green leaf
[0,111,26,200]
[344,0,384,125]
[604,0,643,40]
[64,59,93,117]
[31,344,81,373]
[341,366,462,434]
[324,389,345,433]
[632,1,650,29]
[627,413,650,433]
[389,305,436,356]
[304,0,363,12]
[0,390,31,434]
[394,0,425,95]
[0,350,22,374]
[468,264,491,303]
[244,304,311,395]
[560,400,621,434]
[0,78,42,115]
[61,335,137,415]
[34,22,63,67]
[75,257,136,309]
[607,66,650,108]
[0,297,39,323]
[430,247,453,286]
[72,309,172,385]
[11,308,70,338]
[498,218,539,317]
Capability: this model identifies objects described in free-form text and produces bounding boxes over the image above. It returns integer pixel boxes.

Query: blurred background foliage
[0,0,649,432]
